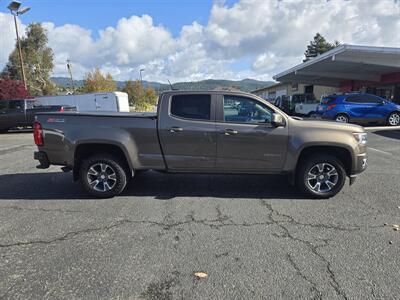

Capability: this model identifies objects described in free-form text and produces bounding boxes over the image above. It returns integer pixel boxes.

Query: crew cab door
[158,93,217,170]
[215,95,288,172]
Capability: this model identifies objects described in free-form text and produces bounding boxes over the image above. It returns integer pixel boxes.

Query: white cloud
[0,13,25,71]
[0,0,399,82]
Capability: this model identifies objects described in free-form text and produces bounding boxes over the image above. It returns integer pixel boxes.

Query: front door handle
[170,126,183,133]
[221,129,238,135]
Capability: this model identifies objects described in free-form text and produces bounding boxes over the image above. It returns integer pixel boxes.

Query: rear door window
[170,94,211,121]
[346,95,363,103]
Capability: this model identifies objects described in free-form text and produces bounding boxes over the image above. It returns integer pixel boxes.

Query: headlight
[353,132,367,145]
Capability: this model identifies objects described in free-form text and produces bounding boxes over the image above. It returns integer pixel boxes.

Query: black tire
[387,112,400,126]
[307,112,317,118]
[296,154,346,199]
[334,114,349,123]
[0,128,9,134]
[79,154,128,198]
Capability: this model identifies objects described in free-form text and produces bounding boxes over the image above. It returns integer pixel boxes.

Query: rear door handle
[221,129,238,135]
[170,126,183,133]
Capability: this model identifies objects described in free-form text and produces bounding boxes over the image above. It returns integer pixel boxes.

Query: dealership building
[253,44,400,104]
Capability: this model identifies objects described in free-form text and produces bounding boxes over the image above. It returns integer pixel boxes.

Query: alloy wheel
[388,113,400,126]
[87,163,117,192]
[306,163,339,193]
[335,115,348,123]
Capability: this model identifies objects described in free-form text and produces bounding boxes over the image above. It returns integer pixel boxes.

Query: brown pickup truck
[33,91,367,198]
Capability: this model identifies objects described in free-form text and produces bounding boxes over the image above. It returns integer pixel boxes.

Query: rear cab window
[170,94,211,121]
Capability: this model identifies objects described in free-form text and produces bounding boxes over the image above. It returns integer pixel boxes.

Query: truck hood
[289,118,365,133]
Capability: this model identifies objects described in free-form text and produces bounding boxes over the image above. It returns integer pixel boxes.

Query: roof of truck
[160,90,256,97]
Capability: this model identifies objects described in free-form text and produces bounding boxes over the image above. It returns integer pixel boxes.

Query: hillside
[51,77,274,93]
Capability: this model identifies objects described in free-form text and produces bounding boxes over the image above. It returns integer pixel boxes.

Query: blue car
[316,93,400,126]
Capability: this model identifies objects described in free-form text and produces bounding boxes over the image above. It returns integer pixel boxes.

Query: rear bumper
[34,151,50,169]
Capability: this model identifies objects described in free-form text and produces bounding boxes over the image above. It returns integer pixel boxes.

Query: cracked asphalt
[0,130,399,299]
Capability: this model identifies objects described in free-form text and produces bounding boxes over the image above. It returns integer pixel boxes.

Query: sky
[0,0,399,83]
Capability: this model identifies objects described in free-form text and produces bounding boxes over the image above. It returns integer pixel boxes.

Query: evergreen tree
[304,33,340,62]
[2,23,56,96]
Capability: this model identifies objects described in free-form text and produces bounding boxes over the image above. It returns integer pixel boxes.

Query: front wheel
[387,112,400,126]
[80,154,128,198]
[296,154,346,199]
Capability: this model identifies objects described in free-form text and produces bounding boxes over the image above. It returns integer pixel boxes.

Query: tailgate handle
[170,126,183,133]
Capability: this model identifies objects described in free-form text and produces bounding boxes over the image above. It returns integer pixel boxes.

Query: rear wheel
[0,128,9,134]
[297,154,346,198]
[335,114,349,123]
[79,154,128,198]
[387,112,400,126]
[307,112,317,118]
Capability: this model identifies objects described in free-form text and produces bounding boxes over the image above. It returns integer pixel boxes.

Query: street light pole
[8,1,30,90]
[12,12,27,89]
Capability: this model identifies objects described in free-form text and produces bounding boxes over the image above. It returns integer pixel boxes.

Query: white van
[36,92,130,112]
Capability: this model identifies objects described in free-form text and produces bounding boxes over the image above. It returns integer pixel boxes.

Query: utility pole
[140,68,145,86]
[66,59,75,91]
[8,1,30,90]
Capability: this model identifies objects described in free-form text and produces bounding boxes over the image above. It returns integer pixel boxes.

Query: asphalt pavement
[0,129,399,299]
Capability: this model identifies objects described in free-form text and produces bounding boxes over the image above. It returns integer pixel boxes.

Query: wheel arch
[295,145,353,179]
[334,112,350,120]
[73,143,132,181]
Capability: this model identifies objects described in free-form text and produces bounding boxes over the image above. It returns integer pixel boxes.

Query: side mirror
[272,113,285,127]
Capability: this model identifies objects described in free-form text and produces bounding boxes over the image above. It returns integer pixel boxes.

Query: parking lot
[0,129,399,299]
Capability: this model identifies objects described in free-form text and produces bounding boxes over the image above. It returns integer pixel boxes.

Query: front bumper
[354,153,368,174]
[349,153,367,185]
[34,151,50,169]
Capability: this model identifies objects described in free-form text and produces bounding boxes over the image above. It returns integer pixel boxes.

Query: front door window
[223,96,272,124]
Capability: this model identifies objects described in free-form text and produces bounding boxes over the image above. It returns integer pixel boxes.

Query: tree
[2,23,56,96]
[0,77,30,100]
[303,33,340,61]
[122,80,157,111]
[81,68,117,93]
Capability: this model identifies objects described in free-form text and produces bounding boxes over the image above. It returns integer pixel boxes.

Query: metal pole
[66,59,75,90]
[140,70,143,86]
[13,13,27,90]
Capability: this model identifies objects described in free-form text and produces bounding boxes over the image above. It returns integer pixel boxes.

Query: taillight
[327,104,337,110]
[59,106,65,112]
[33,122,43,146]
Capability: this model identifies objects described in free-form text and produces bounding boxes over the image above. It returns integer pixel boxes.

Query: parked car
[316,93,400,126]
[275,93,317,116]
[34,91,367,199]
[0,99,75,133]
[36,92,130,112]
